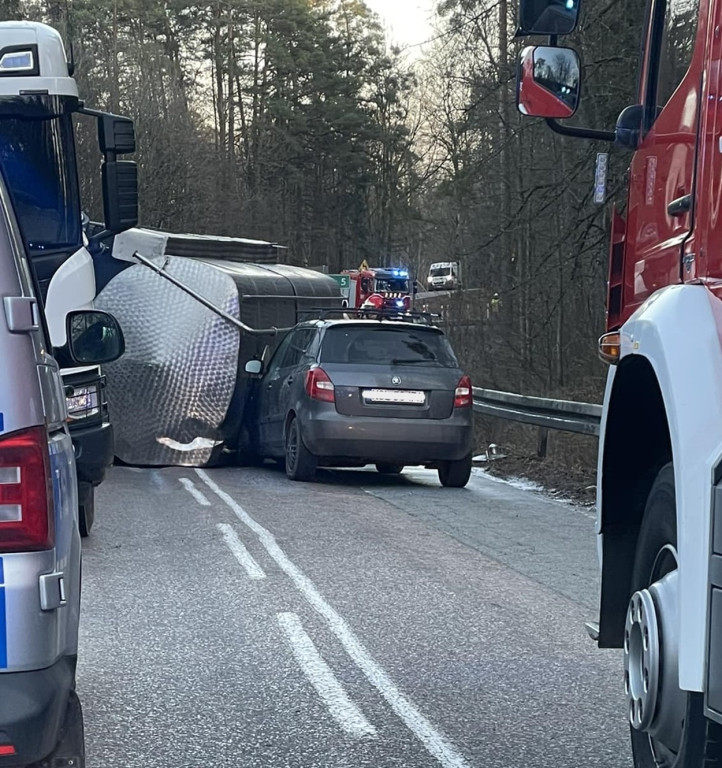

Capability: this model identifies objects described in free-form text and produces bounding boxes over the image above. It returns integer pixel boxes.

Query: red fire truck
[517,0,722,764]
[342,264,411,310]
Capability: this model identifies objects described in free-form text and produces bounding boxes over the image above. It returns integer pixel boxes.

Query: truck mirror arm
[546,118,616,143]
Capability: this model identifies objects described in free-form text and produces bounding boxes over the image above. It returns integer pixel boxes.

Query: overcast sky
[365,0,437,51]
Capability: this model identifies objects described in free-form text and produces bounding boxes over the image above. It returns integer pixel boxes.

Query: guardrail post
[536,427,549,459]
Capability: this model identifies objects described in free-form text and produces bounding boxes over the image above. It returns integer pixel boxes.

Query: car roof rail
[296,307,441,325]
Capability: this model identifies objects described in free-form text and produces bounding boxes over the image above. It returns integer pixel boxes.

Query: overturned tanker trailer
[92,227,342,467]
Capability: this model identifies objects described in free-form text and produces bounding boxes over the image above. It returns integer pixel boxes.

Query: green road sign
[330,274,350,289]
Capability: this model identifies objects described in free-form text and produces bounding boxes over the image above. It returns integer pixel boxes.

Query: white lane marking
[217,523,266,580]
[196,469,471,768]
[278,612,377,738]
[179,477,211,507]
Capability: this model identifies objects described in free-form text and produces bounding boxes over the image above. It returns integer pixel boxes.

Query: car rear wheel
[285,417,317,482]
[78,482,94,538]
[375,463,403,475]
[438,454,472,488]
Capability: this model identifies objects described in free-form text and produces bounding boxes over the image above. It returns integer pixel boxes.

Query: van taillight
[0,427,54,553]
[454,375,472,408]
[305,368,335,403]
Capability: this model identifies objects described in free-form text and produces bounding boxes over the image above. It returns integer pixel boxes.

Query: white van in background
[427,262,462,291]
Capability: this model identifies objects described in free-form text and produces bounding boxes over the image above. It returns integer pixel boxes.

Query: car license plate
[362,389,426,404]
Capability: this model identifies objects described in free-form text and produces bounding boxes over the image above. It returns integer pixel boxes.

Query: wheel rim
[287,423,298,471]
[624,544,684,765]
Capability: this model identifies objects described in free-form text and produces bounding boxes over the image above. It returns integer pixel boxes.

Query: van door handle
[286,376,294,385]
[668,194,691,217]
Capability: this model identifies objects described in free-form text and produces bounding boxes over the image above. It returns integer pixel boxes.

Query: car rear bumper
[301,409,473,464]
[0,656,75,766]
[69,421,114,486]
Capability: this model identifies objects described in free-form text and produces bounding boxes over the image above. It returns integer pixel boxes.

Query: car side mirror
[55,310,125,366]
[517,45,581,119]
[245,359,263,375]
[517,0,580,36]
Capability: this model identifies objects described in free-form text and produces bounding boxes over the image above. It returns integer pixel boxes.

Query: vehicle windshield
[430,267,451,277]
[375,277,409,293]
[0,114,81,253]
[321,326,459,367]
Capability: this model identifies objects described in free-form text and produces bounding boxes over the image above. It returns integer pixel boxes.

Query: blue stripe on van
[0,412,3,431]
[0,558,6,668]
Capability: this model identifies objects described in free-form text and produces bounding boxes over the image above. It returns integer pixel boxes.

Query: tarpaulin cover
[95,257,240,466]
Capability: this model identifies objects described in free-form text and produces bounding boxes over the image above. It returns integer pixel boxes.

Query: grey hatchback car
[246,318,474,486]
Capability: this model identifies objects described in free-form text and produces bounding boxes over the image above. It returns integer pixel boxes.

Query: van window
[655,0,700,108]
[321,326,458,367]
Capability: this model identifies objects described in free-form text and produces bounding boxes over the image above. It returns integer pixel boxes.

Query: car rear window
[320,326,459,367]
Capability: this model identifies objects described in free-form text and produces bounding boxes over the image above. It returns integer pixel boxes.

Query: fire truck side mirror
[517,0,580,36]
[615,104,644,150]
[517,45,580,120]
[102,160,139,233]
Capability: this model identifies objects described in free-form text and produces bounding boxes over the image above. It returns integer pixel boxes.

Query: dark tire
[438,454,472,488]
[285,417,316,482]
[78,482,94,538]
[629,464,722,768]
[375,463,403,475]
[29,691,85,768]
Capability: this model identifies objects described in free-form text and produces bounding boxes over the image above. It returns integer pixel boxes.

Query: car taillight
[305,368,335,403]
[0,427,54,553]
[454,375,472,408]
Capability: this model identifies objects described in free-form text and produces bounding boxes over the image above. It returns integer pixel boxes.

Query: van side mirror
[245,359,263,375]
[517,45,581,119]
[55,310,125,366]
[517,0,580,35]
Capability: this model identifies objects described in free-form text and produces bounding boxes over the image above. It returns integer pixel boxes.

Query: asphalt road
[78,464,631,768]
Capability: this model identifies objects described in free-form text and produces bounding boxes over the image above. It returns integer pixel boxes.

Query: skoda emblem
[392,375,401,385]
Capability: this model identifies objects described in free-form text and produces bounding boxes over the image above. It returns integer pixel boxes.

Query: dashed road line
[196,468,472,768]
[277,612,376,738]
[179,477,211,506]
[217,523,266,580]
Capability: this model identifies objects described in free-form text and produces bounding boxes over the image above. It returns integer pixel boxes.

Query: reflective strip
[0,559,5,668]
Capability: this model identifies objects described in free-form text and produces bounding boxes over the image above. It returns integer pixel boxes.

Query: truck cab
[515,0,722,764]
[0,22,138,536]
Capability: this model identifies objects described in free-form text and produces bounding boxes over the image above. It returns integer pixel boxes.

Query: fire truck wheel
[438,454,472,488]
[375,463,404,475]
[628,463,722,768]
[285,417,317,482]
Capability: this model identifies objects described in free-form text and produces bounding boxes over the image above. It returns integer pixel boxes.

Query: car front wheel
[438,454,472,488]
[285,417,317,482]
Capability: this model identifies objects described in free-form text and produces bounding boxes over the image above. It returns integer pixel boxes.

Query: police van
[0,170,124,764]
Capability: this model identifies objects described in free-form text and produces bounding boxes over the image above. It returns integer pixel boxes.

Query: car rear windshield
[320,326,459,367]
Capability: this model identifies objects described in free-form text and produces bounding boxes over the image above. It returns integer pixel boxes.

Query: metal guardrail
[472,387,602,437]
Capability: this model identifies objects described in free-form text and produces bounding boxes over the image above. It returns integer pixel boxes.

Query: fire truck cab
[516,0,722,763]
[342,266,411,310]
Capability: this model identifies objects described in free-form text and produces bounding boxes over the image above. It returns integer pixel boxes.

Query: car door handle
[285,376,294,385]
[668,194,691,217]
